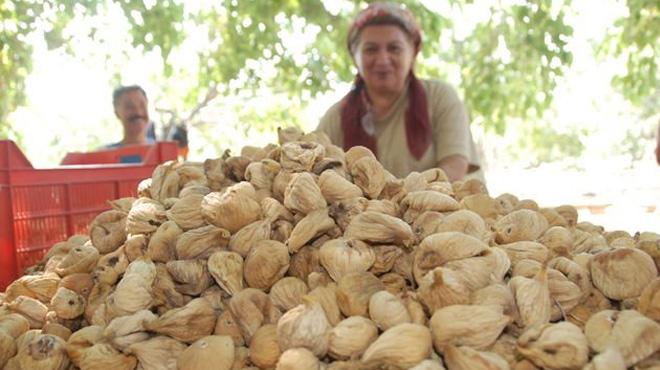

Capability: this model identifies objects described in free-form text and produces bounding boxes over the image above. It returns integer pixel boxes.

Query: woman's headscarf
[341,2,431,160]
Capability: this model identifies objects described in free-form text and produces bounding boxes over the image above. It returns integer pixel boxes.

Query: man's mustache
[128,115,148,123]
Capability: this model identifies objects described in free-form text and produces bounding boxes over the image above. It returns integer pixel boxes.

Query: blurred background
[1,0,658,233]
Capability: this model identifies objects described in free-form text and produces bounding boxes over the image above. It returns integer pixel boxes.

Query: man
[102,85,189,159]
[103,85,154,149]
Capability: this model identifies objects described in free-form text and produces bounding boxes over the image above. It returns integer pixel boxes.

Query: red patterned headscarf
[341,2,431,160]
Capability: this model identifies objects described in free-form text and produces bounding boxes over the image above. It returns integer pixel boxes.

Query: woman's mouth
[374,71,391,79]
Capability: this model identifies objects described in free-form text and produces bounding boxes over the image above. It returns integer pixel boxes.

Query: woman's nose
[374,49,391,65]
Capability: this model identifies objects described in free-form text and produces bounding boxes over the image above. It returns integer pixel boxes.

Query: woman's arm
[316,102,344,148]
[438,154,469,182]
[427,80,477,181]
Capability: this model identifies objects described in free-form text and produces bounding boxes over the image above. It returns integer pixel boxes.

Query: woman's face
[353,24,416,97]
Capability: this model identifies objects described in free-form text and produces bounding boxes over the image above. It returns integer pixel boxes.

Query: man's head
[112,85,150,144]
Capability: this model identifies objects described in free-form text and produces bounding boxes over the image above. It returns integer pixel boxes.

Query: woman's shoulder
[321,99,344,120]
[315,98,346,148]
[318,98,344,130]
[420,79,461,100]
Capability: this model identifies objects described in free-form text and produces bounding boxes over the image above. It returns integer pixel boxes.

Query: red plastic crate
[0,140,178,290]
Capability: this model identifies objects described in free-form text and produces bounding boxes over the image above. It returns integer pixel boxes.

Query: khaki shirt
[317,79,482,179]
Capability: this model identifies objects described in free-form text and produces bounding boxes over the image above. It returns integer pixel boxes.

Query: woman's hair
[347,2,422,56]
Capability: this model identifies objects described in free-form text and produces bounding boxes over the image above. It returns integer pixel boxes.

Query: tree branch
[183,85,219,125]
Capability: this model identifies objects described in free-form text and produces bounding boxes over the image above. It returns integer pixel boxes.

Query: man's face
[115,90,149,140]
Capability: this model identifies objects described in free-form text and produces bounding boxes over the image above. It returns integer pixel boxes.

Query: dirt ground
[485,162,660,235]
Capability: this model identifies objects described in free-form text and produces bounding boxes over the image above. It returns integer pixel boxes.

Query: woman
[317,2,481,182]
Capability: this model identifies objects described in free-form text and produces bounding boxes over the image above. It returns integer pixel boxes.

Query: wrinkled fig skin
[3,131,660,370]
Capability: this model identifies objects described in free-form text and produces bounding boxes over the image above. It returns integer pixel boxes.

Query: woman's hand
[438,154,469,182]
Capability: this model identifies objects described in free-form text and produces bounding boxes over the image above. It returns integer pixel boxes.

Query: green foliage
[1,0,36,127]
[0,0,99,129]
[510,123,587,166]
[195,0,353,97]
[460,2,573,134]
[618,118,658,164]
[192,92,307,159]
[1,0,577,132]
[600,0,659,107]
[118,0,184,76]
[0,0,653,160]
[0,123,10,139]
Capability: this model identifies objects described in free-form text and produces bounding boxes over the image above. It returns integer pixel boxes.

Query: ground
[485,161,660,235]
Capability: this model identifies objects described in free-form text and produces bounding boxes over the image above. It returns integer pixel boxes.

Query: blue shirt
[102,137,156,150]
